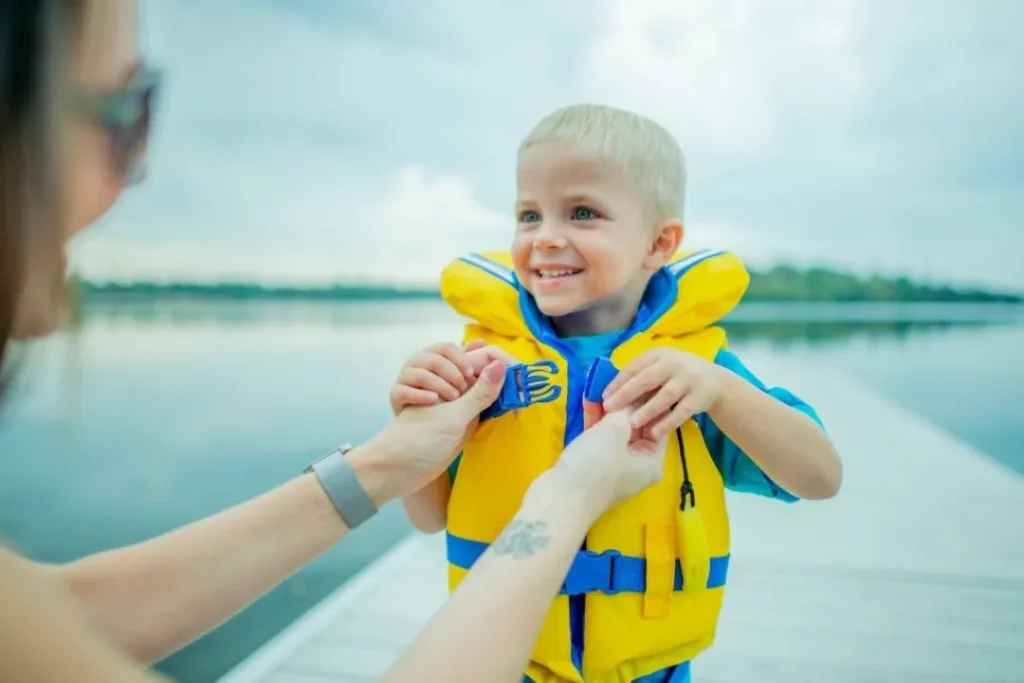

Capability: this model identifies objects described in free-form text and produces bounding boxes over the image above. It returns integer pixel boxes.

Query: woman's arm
[383,472,596,683]
[1,548,167,683]
[1,355,507,683]
[46,460,377,663]
[384,409,665,683]
[35,355,508,666]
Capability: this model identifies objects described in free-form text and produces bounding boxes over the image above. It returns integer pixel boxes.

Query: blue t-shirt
[451,330,822,503]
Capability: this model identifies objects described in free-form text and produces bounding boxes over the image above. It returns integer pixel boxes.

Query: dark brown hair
[0,1,83,399]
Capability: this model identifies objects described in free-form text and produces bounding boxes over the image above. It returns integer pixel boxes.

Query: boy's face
[513,141,676,322]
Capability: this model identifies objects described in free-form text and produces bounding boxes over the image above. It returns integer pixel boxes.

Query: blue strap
[583,356,619,403]
[447,533,729,595]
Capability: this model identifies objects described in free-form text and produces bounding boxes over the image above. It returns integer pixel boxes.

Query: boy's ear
[645,219,684,268]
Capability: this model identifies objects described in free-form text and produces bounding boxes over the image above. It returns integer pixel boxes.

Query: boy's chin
[533,294,587,319]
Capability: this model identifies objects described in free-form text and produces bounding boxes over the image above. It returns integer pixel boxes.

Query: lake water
[1,300,1022,682]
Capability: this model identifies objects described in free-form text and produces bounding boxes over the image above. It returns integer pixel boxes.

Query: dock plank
[220,358,1024,683]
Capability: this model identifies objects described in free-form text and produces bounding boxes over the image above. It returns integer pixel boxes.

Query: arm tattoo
[492,520,550,559]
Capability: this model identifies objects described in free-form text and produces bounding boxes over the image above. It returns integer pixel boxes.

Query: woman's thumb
[453,361,506,418]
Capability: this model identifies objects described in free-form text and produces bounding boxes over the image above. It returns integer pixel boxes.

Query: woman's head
[1,0,155,369]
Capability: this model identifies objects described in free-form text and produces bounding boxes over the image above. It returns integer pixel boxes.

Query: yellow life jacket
[439,248,750,683]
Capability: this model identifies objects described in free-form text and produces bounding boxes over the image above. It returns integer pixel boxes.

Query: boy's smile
[513,140,680,335]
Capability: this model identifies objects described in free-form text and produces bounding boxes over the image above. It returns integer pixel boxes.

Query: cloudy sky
[69,0,1023,291]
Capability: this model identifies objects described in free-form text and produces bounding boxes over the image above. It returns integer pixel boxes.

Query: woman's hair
[0,1,83,399]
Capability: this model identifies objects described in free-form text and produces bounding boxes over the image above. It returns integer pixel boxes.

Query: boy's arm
[703,350,842,501]
[400,474,452,534]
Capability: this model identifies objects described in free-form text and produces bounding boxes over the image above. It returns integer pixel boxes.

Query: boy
[390,104,842,683]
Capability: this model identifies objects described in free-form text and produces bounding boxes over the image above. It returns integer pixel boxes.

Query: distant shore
[72,265,1022,304]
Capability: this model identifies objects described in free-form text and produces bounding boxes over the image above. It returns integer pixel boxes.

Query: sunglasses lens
[114,87,153,184]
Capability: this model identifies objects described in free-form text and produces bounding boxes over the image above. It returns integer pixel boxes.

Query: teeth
[536,269,581,278]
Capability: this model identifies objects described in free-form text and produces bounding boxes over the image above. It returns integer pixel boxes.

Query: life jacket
[439,248,750,683]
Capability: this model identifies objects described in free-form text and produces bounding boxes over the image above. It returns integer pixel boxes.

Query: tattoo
[492,520,550,559]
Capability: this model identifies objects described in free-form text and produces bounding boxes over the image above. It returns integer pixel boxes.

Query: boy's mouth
[533,268,584,280]
[532,268,584,290]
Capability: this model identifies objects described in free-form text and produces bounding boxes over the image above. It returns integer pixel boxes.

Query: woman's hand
[351,359,510,506]
[389,340,517,415]
[383,407,668,683]
[542,408,668,518]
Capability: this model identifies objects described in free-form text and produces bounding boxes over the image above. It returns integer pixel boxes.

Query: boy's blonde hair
[518,103,687,223]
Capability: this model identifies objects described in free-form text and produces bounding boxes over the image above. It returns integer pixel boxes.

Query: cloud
[71,0,1024,292]
[71,164,508,284]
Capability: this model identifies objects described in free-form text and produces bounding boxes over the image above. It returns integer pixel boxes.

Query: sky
[69,0,1024,291]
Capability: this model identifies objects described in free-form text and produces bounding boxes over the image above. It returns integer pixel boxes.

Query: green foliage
[743,265,1019,302]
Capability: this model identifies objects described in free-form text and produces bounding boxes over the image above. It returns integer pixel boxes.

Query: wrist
[345,439,402,509]
[707,363,738,416]
[524,469,607,530]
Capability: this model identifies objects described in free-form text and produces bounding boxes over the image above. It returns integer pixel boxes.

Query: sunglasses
[74,66,162,186]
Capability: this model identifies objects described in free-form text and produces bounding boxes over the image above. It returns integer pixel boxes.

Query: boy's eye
[518,210,541,223]
[571,206,598,221]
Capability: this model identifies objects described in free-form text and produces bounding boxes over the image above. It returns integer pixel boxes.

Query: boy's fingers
[629,378,686,429]
[430,344,475,383]
[598,356,647,397]
[466,345,517,375]
[604,364,666,411]
[416,351,469,392]
[403,368,462,402]
[651,399,697,440]
[602,353,656,398]
[390,386,440,412]
[463,339,486,353]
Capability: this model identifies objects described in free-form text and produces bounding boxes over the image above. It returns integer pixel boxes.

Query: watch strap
[307,445,377,529]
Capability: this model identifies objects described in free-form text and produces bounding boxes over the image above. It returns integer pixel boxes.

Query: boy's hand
[390,340,517,415]
[601,348,725,439]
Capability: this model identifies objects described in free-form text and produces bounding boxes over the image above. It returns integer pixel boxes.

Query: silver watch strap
[307,445,377,529]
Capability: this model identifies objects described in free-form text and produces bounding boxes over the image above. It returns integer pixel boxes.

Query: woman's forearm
[1,549,168,683]
[383,472,600,683]
[50,442,397,664]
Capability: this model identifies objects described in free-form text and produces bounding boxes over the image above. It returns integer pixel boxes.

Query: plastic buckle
[499,363,534,411]
[481,361,561,421]
[583,357,619,403]
[562,549,623,595]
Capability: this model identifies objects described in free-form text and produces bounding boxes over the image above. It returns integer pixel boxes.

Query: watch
[306,444,378,529]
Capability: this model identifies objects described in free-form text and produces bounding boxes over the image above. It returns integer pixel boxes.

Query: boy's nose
[532,222,568,250]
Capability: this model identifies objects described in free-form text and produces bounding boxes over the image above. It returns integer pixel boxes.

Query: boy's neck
[551,289,644,338]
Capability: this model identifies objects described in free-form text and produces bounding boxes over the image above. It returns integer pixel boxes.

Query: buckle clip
[562,549,622,595]
[583,357,619,403]
[481,361,561,420]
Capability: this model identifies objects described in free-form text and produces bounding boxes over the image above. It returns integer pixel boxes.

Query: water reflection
[83,299,1024,345]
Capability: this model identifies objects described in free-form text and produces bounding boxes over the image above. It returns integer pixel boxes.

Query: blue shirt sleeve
[695,349,825,503]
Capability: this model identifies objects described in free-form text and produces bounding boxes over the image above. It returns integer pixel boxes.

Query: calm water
[1,300,1022,682]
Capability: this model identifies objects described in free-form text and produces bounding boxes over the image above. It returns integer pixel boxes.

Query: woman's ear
[644,219,684,269]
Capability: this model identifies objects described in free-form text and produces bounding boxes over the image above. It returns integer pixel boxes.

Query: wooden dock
[218,356,1024,683]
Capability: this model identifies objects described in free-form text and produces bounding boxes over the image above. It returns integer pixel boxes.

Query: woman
[0,2,666,682]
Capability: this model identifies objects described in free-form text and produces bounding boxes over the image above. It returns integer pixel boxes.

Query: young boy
[390,104,842,683]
